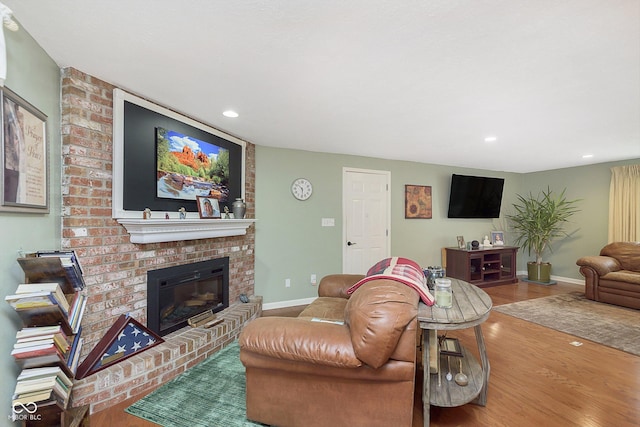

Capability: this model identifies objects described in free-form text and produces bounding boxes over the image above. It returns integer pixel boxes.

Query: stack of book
[5,283,86,336]
[17,250,85,293]
[12,366,74,409]
[11,325,84,377]
[6,283,71,315]
[7,250,88,421]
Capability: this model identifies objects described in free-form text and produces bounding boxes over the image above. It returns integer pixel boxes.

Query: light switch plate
[321,218,335,227]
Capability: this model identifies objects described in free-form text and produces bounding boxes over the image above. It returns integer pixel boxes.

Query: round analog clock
[291,178,313,201]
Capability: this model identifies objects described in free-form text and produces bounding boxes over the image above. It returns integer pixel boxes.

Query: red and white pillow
[346,257,435,306]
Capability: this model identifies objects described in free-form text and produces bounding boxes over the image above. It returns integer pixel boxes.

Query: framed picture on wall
[405,185,432,219]
[1,87,49,213]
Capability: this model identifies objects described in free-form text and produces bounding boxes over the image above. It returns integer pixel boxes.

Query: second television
[447,174,505,218]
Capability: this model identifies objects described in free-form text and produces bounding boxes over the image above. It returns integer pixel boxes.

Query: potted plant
[506,187,580,283]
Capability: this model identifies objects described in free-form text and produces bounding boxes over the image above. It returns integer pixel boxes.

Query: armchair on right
[576,242,640,309]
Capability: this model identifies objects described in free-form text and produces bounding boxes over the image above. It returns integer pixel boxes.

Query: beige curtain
[608,164,640,242]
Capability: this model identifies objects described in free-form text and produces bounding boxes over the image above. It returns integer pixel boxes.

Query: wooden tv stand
[445,246,518,287]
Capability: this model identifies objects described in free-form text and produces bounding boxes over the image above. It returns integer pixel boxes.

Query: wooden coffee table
[418,278,492,426]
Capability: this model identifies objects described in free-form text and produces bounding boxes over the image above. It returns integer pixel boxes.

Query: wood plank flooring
[91,281,640,427]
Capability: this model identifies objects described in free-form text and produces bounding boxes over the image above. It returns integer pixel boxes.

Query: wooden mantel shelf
[116,218,256,244]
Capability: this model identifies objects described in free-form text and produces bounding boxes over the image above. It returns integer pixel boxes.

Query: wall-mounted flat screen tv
[447,174,505,218]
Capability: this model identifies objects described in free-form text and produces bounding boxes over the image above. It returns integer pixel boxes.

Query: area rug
[126,341,265,426]
[494,292,640,357]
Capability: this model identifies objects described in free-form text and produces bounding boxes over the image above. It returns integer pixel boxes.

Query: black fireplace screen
[147,258,229,336]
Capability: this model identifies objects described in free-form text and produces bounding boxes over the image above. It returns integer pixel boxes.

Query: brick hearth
[60,68,256,413]
[73,298,261,414]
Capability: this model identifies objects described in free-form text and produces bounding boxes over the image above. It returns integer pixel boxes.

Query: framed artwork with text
[1,87,48,213]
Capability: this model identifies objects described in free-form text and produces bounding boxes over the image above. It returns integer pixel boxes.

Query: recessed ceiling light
[484,136,497,142]
[582,154,594,159]
[223,110,239,118]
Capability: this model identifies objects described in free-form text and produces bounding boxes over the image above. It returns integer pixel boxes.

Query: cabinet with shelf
[445,246,518,287]
[6,251,89,426]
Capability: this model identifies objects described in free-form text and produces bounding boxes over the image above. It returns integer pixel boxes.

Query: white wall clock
[291,178,313,201]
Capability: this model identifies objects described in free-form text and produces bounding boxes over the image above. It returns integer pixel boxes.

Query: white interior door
[343,168,391,274]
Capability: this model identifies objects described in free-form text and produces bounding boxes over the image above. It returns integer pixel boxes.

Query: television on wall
[447,174,505,219]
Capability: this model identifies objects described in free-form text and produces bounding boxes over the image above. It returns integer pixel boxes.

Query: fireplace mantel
[117,218,256,244]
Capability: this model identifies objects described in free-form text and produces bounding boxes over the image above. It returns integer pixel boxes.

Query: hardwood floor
[91,281,640,427]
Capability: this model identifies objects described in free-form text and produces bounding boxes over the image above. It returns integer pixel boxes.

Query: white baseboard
[516,270,585,286]
[263,296,317,311]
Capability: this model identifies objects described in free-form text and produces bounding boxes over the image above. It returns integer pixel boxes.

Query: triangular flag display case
[76,314,164,379]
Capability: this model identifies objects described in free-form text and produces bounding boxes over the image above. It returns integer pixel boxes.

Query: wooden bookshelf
[8,252,88,426]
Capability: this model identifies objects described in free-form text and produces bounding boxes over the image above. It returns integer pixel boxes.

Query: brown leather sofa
[239,274,419,427]
[576,242,640,309]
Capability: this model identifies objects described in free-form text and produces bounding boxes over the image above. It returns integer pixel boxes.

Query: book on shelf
[7,292,83,336]
[14,351,75,379]
[11,343,64,359]
[14,336,69,355]
[68,293,87,334]
[17,366,73,386]
[5,290,69,316]
[14,372,71,396]
[16,325,66,339]
[36,250,84,276]
[14,282,70,313]
[15,326,69,344]
[17,254,85,293]
[12,383,69,409]
[68,337,84,375]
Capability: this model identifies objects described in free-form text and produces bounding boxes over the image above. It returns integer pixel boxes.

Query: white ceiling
[5,0,640,173]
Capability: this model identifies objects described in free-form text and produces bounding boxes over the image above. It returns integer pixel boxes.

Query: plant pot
[527,262,552,283]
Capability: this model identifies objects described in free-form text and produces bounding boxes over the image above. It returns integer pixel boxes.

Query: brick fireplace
[60,68,257,413]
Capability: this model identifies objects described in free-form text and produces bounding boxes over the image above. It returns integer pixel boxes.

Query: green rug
[126,341,265,426]
[495,292,640,356]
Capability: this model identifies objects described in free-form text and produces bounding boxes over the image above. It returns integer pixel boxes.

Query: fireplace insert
[147,258,229,336]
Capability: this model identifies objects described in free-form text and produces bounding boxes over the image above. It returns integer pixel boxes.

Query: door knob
[347,241,357,246]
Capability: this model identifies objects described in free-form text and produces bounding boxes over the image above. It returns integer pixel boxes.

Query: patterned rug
[126,341,265,426]
[494,292,640,357]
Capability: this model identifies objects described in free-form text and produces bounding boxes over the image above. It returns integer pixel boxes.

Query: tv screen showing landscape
[156,127,230,203]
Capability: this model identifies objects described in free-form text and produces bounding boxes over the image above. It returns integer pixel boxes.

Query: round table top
[418,278,492,330]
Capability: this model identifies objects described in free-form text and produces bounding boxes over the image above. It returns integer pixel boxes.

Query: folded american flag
[347,257,435,306]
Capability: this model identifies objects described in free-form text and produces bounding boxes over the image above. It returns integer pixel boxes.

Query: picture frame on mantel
[0,87,49,213]
[196,195,221,219]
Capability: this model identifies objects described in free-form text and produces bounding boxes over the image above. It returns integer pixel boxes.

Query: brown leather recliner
[239,274,419,427]
[576,241,640,309]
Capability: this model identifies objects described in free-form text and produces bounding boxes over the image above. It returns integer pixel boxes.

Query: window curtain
[608,164,640,242]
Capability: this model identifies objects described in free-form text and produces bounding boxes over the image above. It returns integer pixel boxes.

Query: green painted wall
[255,145,639,306]
[255,145,524,306]
[0,23,61,425]
[515,158,640,277]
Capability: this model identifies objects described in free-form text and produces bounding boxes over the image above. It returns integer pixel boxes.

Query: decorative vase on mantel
[232,198,246,219]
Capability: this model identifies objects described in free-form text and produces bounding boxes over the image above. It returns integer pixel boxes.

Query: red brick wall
[60,67,255,371]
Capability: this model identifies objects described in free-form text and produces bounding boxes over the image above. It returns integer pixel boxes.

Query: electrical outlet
[285,278,291,288]
[311,274,317,285]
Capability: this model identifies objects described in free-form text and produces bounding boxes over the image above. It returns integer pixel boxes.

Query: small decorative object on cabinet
[6,250,89,426]
[445,246,518,287]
